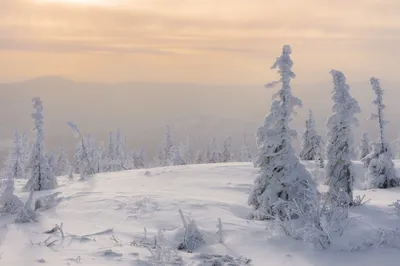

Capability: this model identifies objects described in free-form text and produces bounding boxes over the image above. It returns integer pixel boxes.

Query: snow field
[1,162,400,265]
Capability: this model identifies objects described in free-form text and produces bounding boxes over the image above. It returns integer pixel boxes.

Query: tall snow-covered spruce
[325,70,360,206]
[248,45,316,220]
[364,78,400,189]
[25,98,57,191]
[299,110,324,162]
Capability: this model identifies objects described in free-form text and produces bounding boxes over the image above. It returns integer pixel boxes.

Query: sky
[1,0,400,85]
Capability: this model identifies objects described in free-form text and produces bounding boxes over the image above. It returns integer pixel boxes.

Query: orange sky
[1,0,399,84]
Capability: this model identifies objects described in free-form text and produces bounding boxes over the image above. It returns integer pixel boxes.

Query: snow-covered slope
[1,162,400,265]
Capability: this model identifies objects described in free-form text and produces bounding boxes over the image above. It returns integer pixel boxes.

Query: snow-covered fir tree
[220,137,232,163]
[107,131,115,171]
[179,135,193,165]
[96,143,108,173]
[106,130,131,172]
[169,146,185,166]
[248,45,316,220]
[325,70,360,206]
[240,135,252,162]
[133,148,146,169]
[73,140,83,173]
[47,151,56,176]
[25,98,57,191]
[85,133,99,174]
[158,125,173,166]
[194,150,204,164]
[299,110,324,162]
[68,122,96,178]
[20,131,31,176]
[5,129,25,180]
[206,137,219,163]
[56,143,70,176]
[108,130,133,171]
[358,133,371,161]
[120,136,134,170]
[115,129,122,160]
[364,78,400,188]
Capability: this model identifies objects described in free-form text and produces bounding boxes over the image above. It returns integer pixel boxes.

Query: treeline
[2,104,254,190]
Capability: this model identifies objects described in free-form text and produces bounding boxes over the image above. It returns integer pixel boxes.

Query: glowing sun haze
[1,0,400,84]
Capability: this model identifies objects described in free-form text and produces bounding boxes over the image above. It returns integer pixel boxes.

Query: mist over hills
[0,76,398,161]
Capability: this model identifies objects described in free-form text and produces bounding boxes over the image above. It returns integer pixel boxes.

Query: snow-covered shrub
[178,209,205,252]
[390,200,400,217]
[274,186,350,249]
[194,253,252,266]
[365,145,400,189]
[325,70,360,206]
[248,45,316,220]
[350,227,400,251]
[0,170,23,214]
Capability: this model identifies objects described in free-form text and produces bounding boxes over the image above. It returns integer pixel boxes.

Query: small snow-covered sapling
[177,209,205,252]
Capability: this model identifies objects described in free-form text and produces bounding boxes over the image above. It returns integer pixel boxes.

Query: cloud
[1,0,400,84]
[1,0,400,55]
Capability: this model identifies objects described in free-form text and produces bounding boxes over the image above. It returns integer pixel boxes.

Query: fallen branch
[44,223,64,238]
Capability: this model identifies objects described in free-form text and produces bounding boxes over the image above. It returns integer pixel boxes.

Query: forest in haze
[1,75,399,162]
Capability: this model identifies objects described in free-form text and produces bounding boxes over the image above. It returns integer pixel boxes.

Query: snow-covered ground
[1,162,400,265]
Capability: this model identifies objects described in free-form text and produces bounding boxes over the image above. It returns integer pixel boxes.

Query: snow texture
[1,162,400,265]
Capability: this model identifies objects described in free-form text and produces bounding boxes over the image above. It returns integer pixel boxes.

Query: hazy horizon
[1,0,400,162]
[0,75,399,164]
